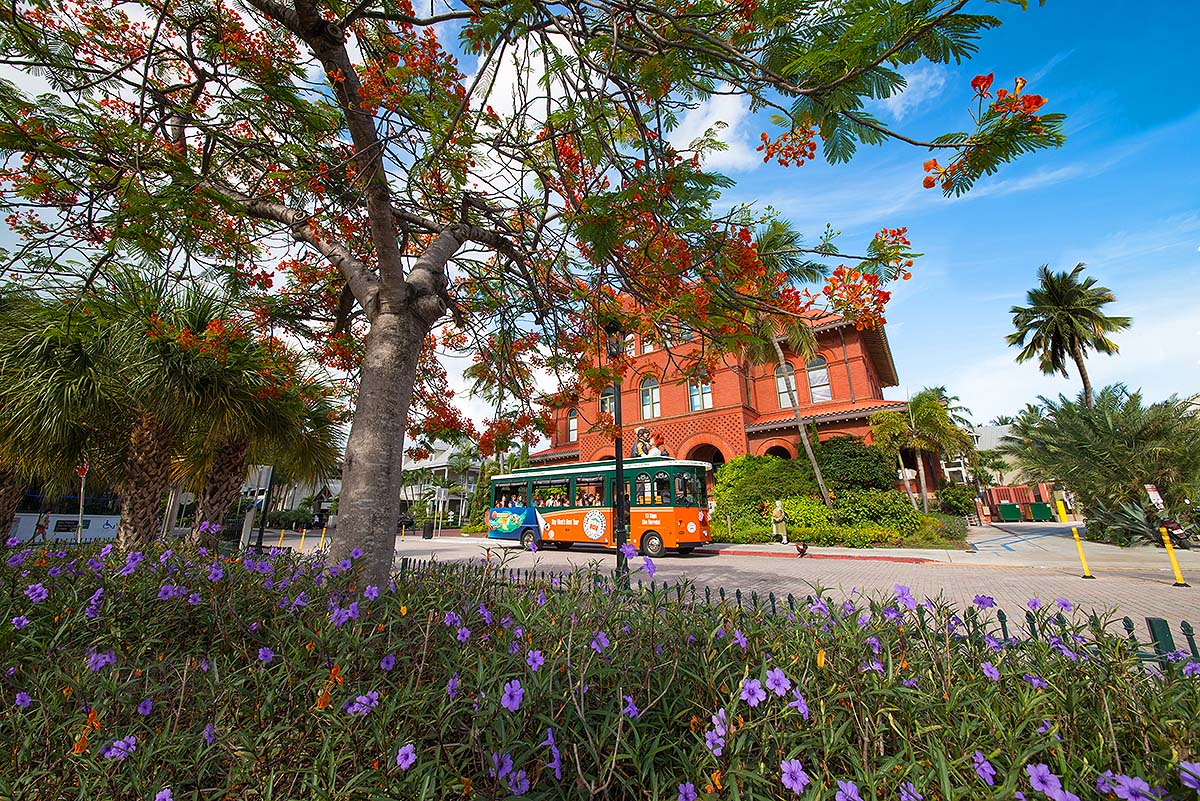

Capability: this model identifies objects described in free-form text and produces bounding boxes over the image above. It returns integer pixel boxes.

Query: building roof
[745,399,908,434]
[528,444,581,464]
[810,318,900,387]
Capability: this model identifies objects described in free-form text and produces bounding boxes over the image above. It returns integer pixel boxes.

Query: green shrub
[3,542,1196,798]
[937,483,978,516]
[710,522,775,544]
[264,509,312,529]
[712,455,816,526]
[833,489,921,535]
[788,524,900,548]
[904,514,970,548]
[817,435,896,491]
[782,496,832,530]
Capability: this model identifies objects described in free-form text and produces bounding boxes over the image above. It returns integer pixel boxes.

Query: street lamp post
[254,465,276,553]
[604,320,628,578]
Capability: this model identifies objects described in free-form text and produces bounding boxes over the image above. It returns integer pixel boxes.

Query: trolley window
[574,477,606,507]
[633,473,653,505]
[532,478,571,509]
[492,482,529,508]
[653,471,672,505]
[674,472,698,506]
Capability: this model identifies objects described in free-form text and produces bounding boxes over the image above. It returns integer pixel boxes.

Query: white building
[396,443,481,526]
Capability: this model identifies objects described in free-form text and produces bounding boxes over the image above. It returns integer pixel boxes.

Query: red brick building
[531,315,910,469]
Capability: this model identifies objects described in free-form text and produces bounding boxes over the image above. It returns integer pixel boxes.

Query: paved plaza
[355,523,1200,634]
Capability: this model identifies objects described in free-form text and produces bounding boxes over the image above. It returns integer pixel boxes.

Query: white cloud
[871,64,948,121]
[669,91,762,171]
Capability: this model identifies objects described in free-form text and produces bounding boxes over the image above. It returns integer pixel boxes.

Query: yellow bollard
[277,528,285,548]
[318,527,327,550]
[298,528,306,552]
[1056,499,1070,523]
[1071,527,1095,579]
[1160,527,1191,587]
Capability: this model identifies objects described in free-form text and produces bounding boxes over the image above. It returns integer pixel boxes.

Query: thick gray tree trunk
[897,453,918,509]
[915,450,930,515]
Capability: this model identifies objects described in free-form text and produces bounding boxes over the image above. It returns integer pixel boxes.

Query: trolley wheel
[640,531,665,558]
[519,529,537,551]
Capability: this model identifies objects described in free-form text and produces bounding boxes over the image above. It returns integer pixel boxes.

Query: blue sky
[686,2,1200,423]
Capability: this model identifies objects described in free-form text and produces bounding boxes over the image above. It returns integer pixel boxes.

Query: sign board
[1145,484,1166,512]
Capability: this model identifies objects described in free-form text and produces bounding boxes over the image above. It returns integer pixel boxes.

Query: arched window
[599,387,615,416]
[640,377,660,419]
[688,379,713,411]
[641,336,655,355]
[807,356,832,403]
[567,409,578,442]
[624,334,636,357]
[634,472,653,505]
[774,363,798,409]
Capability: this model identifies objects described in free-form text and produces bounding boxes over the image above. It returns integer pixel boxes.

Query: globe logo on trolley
[582,510,607,541]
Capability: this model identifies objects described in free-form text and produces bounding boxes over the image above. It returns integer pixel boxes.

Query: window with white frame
[688,379,713,411]
[567,409,578,442]
[640,377,660,419]
[641,336,655,355]
[599,387,615,415]
[807,357,832,402]
[774,363,798,408]
[624,334,636,357]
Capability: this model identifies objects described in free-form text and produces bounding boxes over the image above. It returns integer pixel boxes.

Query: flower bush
[2,539,1198,800]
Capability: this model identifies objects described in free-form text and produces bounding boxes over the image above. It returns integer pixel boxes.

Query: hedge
[3,542,1198,800]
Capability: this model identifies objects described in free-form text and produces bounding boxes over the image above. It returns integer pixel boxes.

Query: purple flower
[11,615,29,630]
[973,595,995,609]
[678,782,699,801]
[490,751,513,779]
[1026,764,1062,796]
[1027,598,1042,611]
[527,650,545,671]
[23,583,48,603]
[620,543,637,559]
[536,590,547,606]
[591,631,610,653]
[349,547,364,559]
[257,647,274,664]
[542,728,562,780]
[981,662,1000,681]
[788,689,810,719]
[642,557,656,578]
[704,729,725,756]
[501,679,524,712]
[733,630,748,651]
[456,626,471,643]
[87,649,116,672]
[364,586,379,601]
[101,735,137,760]
[117,552,144,577]
[902,677,919,688]
[857,611,872,629]
[622,695,639,718]
[1112,775,1154,800]
[345,690,379,716]
[15,692,31,709]
[331,602,360,628]
[508,769,530,796]
[137,699,153,716]
[1056,597,1073,611]
[894,585,916,611]
[4,535,19,547]
[155,789,173,801]
[740,678,766,707]
[882,606,901,623]
[835,780,863,801]
[443,611,461,628]
[1096,771,1117,794]
[187,593,201,605]
[85,588,104,618]
[447,673,460,699]
[984,634,1002,652]
[973,752,996,786]
[781,759,810,794]
[766,667,791,696]
[395,743,416,770]
[380,654,396,671]
[207,563,223,582]
[1185,661,1200,677]
[203,723,216,744]
[478,604,492,625]
[1023,673,1048,689]
[899,782,923,801]
[1179,762,1200,790]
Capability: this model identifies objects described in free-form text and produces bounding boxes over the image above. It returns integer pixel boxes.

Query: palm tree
[871,388,975,513]
[741,221,833,507]
[927,385,973,428]
[974,449,1009,486]
[869,409,920,509]
[1007,264,1131,408]
[989,415,1015,426]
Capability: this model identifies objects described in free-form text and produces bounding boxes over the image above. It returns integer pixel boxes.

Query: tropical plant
[0,0,1067,585]
[937,483,978,517]
[975,449,1010,486]
[928,386,974,428]
[871,389,975,514]
[833,489,922,536]
[739,224,833,508]
[711,455,817,528]
[989,415,1016,426]
[1000,386,1200,543]
[1007,264,1132,408]
[816,435,895,491]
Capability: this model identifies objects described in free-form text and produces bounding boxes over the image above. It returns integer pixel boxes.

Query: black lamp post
[603,320,628,578]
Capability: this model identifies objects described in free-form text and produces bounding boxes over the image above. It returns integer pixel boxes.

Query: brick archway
[755,438,795,459]
[678,432,736,468]
[585,448,616,461]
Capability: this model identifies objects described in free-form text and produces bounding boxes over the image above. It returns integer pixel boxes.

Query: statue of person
[631,426,652,457]
[771,500,788,545]
[651,432,669,457]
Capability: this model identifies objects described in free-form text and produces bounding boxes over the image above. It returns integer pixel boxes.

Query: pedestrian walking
[771,500,788,545]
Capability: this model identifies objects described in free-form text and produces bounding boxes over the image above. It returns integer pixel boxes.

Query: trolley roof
[493,457,710,482]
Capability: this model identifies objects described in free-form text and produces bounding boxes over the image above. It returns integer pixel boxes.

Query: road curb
[693,548,936,564]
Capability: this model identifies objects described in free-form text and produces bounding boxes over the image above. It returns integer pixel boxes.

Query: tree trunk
[773,340,832,508]
[191,439,250,549]
[117,411,173,548]
[0,464,25,539]
[1071,340,1093,409]
[329,310,430,588]
[915,450,930,515]
[897,453,918,509]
